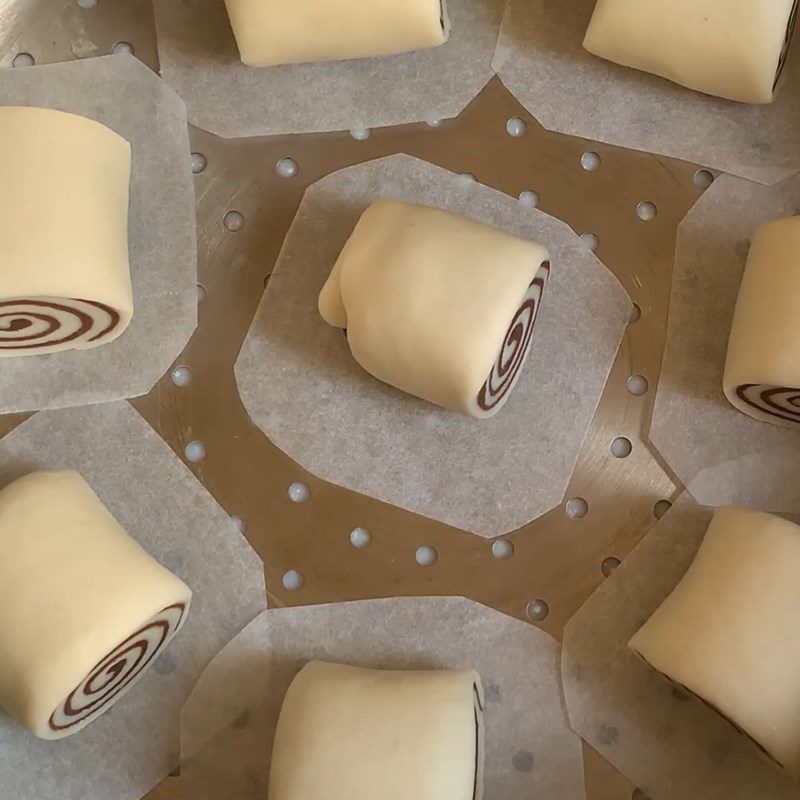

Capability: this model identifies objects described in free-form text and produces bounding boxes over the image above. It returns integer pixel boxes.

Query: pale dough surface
[723,216,800,426]
[223,0,450,68]
[0,470,191,739]
[318,199,550,417]
[0,106,132,355]
[269,661,483,800]
[583,0,797,103]
[629,505,800,775]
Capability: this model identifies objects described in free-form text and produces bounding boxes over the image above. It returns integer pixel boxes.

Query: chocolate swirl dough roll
[630,507,800,775]
[723,216,800,428]
[223,0,450,67]
[318,200,551,419]
[0,107,132,357]
[583,0,799,103]
[0,471,191,739]
[270,661,484,800]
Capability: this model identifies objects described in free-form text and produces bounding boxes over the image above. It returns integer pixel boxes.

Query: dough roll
[0,107,132,357]
[0,471,191,739]
[630,506,800,775]
[223,0,450,68]
[269,661,484,800]
[723,216,800,428]
[583,0,799,103]
[318,200,551,419]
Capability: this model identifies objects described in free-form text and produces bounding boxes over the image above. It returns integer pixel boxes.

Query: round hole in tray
[282,570,305,591]
[565,497,589,518]
[458,173,476,185]
[601,557,621,577]
[519,190,539,208]
[415,546,438,566]
[276,157,299,178]
[693,169,715,190]
[627,374,649,396]
[349,128,371,140]
[229,516,246,534]
[580,232,599,251]
[112,41,134,55]
[491,539,515,559]
[349,527,371,548]
[526,599,549,621]
[629,303,642,323]
[223,210,245,232]
[581,151,601,171]
[611,437,633,458]
[426,118,444,127]
[184,441,206,463]
[196,283,207,304]
[636,201,658,221]
[191,152,207,174]
[12,53,35,68]
[653,499,673,519]
[506,117,527,137]
[288,482,310,503]
[171,366,192,387]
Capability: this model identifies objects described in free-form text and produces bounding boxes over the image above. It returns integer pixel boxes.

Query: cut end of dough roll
[269,661,484,800]
[723,216,800,428]
[583,0,798,103]
[0,470,191,739]
[630,505,800,776]
[42,600,189,740]
[0,107,133,357]
[224,0,450,68]
[318,199,551,418]
[0,297,133,357]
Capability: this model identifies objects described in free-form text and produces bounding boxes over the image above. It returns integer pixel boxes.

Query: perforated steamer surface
[0,2,709,797]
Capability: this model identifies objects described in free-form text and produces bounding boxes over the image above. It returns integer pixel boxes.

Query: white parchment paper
[493,0,800,185]
[152,0,504,138]
[562,495,799,799]
[234,154,630,537]
[175,597,584,800]
[650,171,800,511]
[0,54,197,413]
[0,401,266,800]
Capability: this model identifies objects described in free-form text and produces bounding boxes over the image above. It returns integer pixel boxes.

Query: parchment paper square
[0,401,266,800]
[235,155,630,537]
[176,597,585,800]
[152,0,504,137]
[0,54,197,413]
[493,0,800,184]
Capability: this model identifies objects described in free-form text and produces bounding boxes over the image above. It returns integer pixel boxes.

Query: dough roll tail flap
[318,199,551,419]
[268,661,485,800]
[0,107,132,358]
[223,0,451,68]
[629,506,800,776]
[0,471,191,740]
[583,0,799,103]
[723,216,800,428]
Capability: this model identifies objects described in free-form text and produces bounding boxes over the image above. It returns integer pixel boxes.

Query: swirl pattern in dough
[735,383,800,425]
[0,298,121,354]
[47,602,187,736]
[476,261,550,416]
